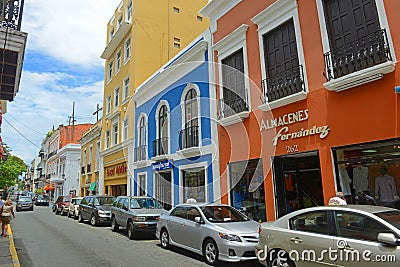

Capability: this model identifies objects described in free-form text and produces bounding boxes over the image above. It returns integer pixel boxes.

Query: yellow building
[79,121,101,196]
[99,0,209,196]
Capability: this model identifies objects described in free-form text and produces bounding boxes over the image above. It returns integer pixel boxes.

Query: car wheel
[111,217,119,232]
[203,239,219,266]
[268,249,295,267]
[127,221,136,240]
[78,213,84,223]
[74,211,78,220]
[90,214,98,226]
[160,229,169,249]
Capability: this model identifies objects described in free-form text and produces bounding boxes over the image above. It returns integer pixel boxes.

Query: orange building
[202,0,400,221]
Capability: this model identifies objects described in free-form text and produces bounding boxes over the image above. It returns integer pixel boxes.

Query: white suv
[68,197,83,219]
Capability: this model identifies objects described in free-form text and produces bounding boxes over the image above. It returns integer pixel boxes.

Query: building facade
[99,0,209,196]
[132,35,220,209]
[202,0,400,221]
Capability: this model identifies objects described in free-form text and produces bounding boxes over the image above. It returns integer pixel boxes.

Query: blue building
[132,36,219,209]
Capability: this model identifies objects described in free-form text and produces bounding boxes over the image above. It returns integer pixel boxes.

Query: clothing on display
[352,165,369,192]
[375,173,398,203]
[338,167,352,195]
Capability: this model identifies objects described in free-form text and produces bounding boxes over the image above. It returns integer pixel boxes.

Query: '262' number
[286,145,299,153]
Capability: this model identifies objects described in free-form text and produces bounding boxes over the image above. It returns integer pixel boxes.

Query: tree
[0,155,27,189]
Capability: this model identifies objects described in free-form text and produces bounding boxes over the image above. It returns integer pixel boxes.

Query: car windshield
[74,199,82,204]
[131,198,163,209]
[37,195,48,200]
[63,196,71,202]
[95,197,115,205]
[19,197,32,202]
[201,206,249,223]
[375,210,400,230]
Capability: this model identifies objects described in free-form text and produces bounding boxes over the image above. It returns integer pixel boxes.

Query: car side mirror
[195,216,204,224]
[378,233,398,246]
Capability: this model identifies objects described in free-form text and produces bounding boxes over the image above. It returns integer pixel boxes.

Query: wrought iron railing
[134,145,147,161]
[0,0,24,30]
[179,126,199,150]
[152,137,168,157]
[324,29,392,82]
[261,64,305,103]
[217,90,249,120]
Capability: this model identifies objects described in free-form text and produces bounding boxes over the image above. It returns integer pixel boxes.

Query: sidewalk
[0,225,20,267]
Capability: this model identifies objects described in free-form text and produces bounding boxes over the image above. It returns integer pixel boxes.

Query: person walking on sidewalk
[0,199,15,236]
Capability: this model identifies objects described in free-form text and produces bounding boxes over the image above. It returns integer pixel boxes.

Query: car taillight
[258,227,262,234]
[156,216,160,221]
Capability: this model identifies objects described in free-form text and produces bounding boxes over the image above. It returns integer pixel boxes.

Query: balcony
[47,150,57,158]
[0,0,27,101]
[134,145,147,162]
[259,64,307,110]
[323,29,394,92]
[152,137,168,160]
[217,91,249,126]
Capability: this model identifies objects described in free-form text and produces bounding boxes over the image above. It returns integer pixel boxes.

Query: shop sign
[106,164,127,177]
[260,109,330,147]
[152,160,173,171]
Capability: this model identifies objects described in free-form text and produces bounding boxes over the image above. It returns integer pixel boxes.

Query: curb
[7,225,20,267]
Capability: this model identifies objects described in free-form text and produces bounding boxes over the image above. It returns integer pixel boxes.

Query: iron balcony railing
[217,89,249,120]
[134,145,147,161]
[0,0,24,30]
[261,64,305,103]
[324,29,392,82]
[179,126,199,150]
[152,137,168,157]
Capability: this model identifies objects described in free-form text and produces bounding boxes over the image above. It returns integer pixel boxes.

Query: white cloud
[22,0,121,68]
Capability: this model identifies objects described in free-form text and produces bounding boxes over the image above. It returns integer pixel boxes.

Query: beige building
[99,0,209,196]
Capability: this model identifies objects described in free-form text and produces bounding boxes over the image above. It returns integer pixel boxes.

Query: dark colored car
[35,194,49,206]
[53,195,71,215]
[16,196,34,211]
[110,196,167,239]
[78,195,116,226]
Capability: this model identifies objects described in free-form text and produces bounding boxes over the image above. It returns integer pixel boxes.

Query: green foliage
[0,155,27,188]
[35,188,43,194]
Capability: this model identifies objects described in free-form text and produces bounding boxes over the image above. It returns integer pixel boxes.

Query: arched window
[181,88,199,149]
[137,116,146,160]
[156,105,168,155]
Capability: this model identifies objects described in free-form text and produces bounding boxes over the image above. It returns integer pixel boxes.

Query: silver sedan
[256,205,400,267]
[156,203,260,265]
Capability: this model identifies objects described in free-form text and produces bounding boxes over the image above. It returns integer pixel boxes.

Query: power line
[2,117,41,149]
[4,113,45,136]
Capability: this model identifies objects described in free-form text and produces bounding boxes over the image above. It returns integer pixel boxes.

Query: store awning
[48,183,55,191]
[88,182,97,192]
[43,184,49,190]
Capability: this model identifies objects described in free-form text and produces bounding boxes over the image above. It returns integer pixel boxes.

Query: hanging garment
[375,174,397,203]
[353,166,369,192]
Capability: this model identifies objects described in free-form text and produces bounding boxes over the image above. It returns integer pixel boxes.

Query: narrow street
[11,206,260,267]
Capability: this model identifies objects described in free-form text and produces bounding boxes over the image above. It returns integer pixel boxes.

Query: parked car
[111,196,167,239]
[68,197,83,219]
[256,205,400,267]
[156,203,259,265]
[78,195,116,226]
[53,195,71,215]
[16,196,34,211]
[35,194,49,206]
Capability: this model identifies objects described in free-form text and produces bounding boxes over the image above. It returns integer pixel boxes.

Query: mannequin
[338,165,351,195]
[375,167,398,204]
[353,165,369,192]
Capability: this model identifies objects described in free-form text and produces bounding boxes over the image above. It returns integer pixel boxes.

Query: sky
[2,0,121,164]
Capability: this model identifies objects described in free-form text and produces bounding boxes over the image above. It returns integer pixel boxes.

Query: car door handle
[290,237,302,244]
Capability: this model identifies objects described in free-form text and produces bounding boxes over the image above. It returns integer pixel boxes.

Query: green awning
[88,182,97,192]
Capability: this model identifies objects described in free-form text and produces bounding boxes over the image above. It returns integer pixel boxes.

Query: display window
[182,168,206,203]
[229,159,266,222]
[333,138,400,206]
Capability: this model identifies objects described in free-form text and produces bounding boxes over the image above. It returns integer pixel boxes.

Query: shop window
[183,168,206,203]
[155,172,172,210]
[229,159,265,221]
[332,138,400,206]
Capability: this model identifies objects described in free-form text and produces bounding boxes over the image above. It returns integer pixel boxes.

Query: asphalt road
[11,205,261,267]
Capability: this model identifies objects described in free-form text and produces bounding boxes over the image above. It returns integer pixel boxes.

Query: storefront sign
[106,163,127,177]
[152,160,173,171]
[260,109,330,146]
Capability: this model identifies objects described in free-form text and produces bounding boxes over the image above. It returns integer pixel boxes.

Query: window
[124,37,131,63]
[117,16,122,30]
[95,141,100,171]
[174,37,181,49]
[114,87,120,108]
[183,168,206,203]
[115,50,121,74]
[123,118,128,141]
[186,207,201,222]
[108,61,113,81]
[171,207,186,219]
[83,149,87,167]
[138,174,146,196]
[113,123,119,145]
[135,116,147,161]
[174,43,180,49]
[290,211,329,235]
[180,88,199,149]
[197,15,203,22]
[105,131,110,149]
[173,7,180,13]
[109,27,114,40]
[126,1,132,22]
[106,95,111,114]
[123,77,130,100]
[154,104,168,156]
[317,0,394,91]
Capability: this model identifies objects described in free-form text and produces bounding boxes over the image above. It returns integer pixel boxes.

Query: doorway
[273,151,324,218]
[155,171,172,210]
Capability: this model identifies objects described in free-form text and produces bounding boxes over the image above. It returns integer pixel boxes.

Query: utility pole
[93,104,103,122]
[68,101,76,126]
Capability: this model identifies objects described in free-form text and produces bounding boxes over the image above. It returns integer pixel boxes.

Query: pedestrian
[0,196,4,208]
[0,199,15,236]
[354,190,377,205]
[328,192,347,206]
